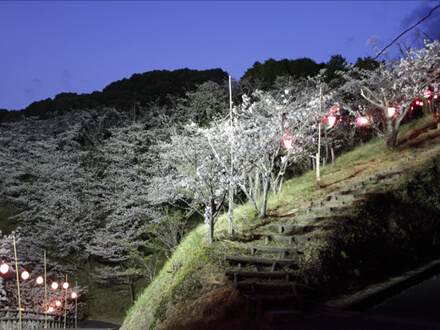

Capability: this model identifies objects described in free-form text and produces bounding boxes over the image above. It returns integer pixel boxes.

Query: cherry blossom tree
[160,122,230,244]
[360,39,440,149]
[234,77,324,217]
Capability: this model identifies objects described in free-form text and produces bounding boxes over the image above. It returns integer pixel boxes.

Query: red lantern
[328,115,337,127]
[387,107,396,117]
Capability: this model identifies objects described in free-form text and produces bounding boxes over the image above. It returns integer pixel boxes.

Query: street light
[36,276,44,285]
[63,278,69,329]
[21,271,30,281]
[0,263,9,274]
[71,289,78,329]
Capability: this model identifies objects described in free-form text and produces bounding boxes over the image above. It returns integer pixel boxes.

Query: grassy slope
[123,115,440,329]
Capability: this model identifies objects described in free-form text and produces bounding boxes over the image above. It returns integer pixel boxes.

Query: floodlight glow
[55,300,61,307]
[36,276,44,285]
[71,292,77,299]
[51,282,59,290]
[63,281,69,290]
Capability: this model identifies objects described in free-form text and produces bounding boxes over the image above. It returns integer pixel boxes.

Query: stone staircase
[224,164,412,326]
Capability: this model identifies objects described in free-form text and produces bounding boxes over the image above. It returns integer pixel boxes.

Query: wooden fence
[0,308,75,329]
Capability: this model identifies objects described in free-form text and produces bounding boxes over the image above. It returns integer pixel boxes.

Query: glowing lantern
[36,276,44,285]
[63,281,69,290]
[55,300,62,307]
[71,292,77,299]
[51,282,59,290]
[328,115,337,127]
[282,136,293,150]
[0,263,9,274]
[21,271,30,280]
[387,107,396,117]
[424,89,433,98]
[356,117,369,127]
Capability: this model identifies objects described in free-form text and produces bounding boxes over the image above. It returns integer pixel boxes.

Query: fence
[0,308,75,329]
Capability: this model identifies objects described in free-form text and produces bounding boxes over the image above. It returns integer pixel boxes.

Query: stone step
[379,165,408,174]
[329,193,370,202]
[225,255,298,269]
[269,223,334,234]
[244,293,306,313]
[244,294,305,320]
[332,188,369,196]
[249,246,298,257]
[236,282,307,294]
[311,199,357,208]
[225,270,300,282]
[264,234,311,245]
[297,205,351,215]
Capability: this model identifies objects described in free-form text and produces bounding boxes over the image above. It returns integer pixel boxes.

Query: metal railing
[0,308,75,329]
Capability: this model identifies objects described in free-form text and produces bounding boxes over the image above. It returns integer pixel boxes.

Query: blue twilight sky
[1,1,439,111]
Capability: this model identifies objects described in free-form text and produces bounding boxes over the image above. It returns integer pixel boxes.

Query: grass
[121,114,440,329]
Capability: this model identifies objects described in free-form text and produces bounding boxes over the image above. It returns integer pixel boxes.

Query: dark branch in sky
[374,3,440,60]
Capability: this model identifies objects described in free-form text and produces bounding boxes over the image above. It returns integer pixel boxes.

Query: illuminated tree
[360,39,440,149]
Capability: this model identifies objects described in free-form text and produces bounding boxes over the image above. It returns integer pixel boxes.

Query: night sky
[1,1,439,111]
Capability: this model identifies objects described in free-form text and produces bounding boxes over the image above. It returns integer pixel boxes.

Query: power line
[373,3,440,60]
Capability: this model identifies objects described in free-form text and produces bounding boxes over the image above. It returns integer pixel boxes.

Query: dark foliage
[1,68,228,122]
[242,57,324,86]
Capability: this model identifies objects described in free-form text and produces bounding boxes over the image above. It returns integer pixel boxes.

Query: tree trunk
[385,118,398,149]
[128,276,135,304]
[259,177,270,218]
[208,212,214,244]
[239,183,259,213]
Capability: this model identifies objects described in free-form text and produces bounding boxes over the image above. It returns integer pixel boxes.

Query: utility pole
[316,86,322,188]
[228,76,234,234]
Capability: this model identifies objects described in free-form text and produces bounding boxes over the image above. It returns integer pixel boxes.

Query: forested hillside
[0,40,439,323]
[0,68,228,122]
